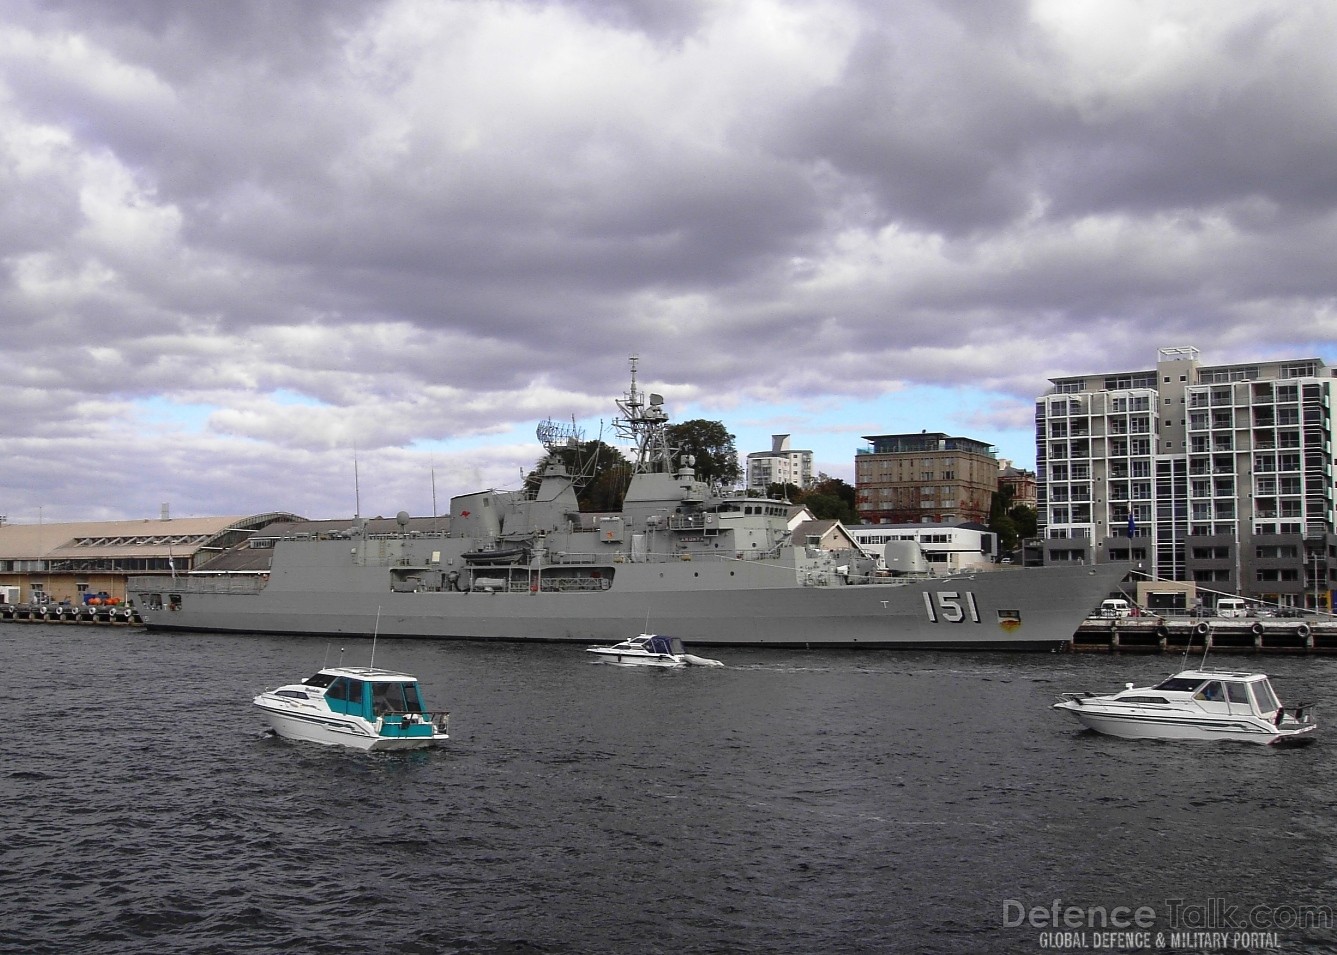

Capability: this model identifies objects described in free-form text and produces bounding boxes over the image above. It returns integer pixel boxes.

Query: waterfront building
[854,432,999,525]
[746,434,814,492]
[1035,346,1335,611]
[791,519,865,555]
[0,512,466,605]
[0,512,300,606]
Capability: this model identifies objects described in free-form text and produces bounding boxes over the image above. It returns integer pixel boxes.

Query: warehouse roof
[0,513,302,561]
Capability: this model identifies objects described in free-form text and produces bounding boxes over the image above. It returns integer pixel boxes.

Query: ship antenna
[370,606,381,669]
[354,443,362,520]
[613,354,673,474]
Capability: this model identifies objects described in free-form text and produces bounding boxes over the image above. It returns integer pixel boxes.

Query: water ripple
[2,627,1337,954]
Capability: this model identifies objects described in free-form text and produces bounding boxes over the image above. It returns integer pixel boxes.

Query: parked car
[1099,598,1133,618]
[1216,597,1249,618]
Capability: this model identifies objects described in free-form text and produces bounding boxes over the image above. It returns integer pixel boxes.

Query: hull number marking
[921,591,981,624]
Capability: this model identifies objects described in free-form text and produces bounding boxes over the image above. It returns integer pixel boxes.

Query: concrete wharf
[1,602,142,626]
[1074,614,1337,653]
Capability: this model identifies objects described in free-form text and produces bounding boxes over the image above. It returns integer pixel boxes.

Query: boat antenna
[370,606,381,668]
[1179,622,1212,671]
[1176,612,1197,666]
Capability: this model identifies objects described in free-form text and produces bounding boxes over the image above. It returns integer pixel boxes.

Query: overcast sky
[3,0,1336,524]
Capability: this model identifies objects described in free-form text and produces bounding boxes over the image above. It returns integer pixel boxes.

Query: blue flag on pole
[1127,513,1136,538]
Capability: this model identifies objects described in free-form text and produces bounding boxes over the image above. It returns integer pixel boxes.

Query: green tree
[991,513,1020,552]
[774,473,860,523]
[766,482,804,502]
[988,485,1037,554]
[580,458,634,512]
[527,439,632,512]
[810,474,857,512]
[804,476,860,524]
[1007,503,1037,541]
[988,486,1015,550]
[666,419,742,486]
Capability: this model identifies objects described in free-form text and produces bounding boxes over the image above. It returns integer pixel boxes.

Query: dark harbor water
[3,623,1337,955]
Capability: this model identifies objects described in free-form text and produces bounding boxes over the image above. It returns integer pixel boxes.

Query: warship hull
[132,540,1128,649]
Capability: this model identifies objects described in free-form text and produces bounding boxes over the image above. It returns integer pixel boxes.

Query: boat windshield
[1250,680,1280,714]
[303,672,337,688]
[372,681,425,715]
[1153,677,1205,692]
[324,676,368,717]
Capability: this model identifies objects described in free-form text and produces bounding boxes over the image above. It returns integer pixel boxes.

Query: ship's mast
[614,355,675,474]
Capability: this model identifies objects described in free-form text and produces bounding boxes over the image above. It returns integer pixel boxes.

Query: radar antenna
[536,416,584,453]
[532,416,604,491]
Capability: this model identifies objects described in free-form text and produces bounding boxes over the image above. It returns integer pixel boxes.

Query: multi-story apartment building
[854,432,999,525]
[746,434,814,492]
[1036,346,1335,611]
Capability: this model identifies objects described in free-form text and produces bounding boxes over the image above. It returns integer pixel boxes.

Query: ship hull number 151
[920,591,981,624]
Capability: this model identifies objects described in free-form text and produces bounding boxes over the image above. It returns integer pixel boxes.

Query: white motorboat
[1053,668,1317,744]
[585,633,723,668]
[254,665,450,751]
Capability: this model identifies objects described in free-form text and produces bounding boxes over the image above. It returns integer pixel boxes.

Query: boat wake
[680,653,724,667]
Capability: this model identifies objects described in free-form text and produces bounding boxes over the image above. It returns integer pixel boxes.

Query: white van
[1099,598,1132,618]
[1216,597,1249,618]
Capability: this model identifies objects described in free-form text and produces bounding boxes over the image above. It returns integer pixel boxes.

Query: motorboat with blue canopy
[585,633,722,667]
[254,665,450,751]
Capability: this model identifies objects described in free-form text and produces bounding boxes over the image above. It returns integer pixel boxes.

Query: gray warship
[132,362,1130,648]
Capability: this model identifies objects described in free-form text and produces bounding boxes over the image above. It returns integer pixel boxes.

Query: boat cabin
[638,634,683,656]
[1145,670,1282,717]
[301,667,435,736]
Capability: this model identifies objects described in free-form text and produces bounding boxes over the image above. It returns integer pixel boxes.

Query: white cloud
[1,0,1335,521]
